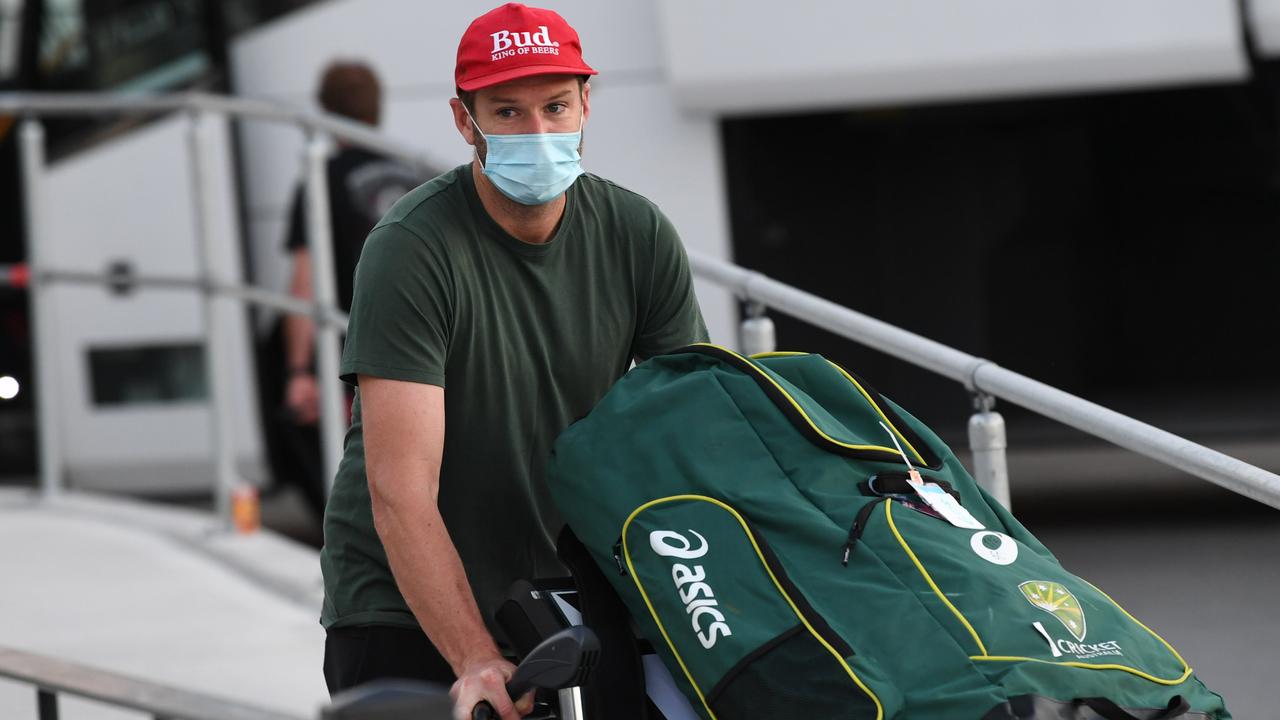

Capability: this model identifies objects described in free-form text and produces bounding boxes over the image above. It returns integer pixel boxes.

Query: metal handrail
[0,90,441,173]
[1,266,349,328]
[0,644,306,720]
[690,257,1280,510]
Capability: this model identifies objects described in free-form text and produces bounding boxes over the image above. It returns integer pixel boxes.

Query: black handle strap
[1076,695,1190,720]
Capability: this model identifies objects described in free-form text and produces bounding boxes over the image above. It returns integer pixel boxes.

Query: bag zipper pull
[612,539,627,575]
[842,498,885,566]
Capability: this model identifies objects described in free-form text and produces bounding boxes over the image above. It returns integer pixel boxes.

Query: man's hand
[284,372,320,424]
[450,655,534,720]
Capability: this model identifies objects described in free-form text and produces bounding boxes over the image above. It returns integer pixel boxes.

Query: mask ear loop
[573,107,586,158]
[459,101,488,169]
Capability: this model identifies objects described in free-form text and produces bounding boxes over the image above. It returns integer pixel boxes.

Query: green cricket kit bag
[547,344,1229,720]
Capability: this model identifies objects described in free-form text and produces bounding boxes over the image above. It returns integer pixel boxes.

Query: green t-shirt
[320,164,708,631]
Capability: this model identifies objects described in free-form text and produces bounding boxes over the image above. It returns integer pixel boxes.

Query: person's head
[317,60,381,126]
[449,3,596,198]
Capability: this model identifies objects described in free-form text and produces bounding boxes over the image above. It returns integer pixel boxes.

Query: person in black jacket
[274,60,426,515]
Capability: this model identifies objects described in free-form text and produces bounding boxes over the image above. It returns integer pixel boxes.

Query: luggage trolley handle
[472,676,539,720]
[472,626,600,720]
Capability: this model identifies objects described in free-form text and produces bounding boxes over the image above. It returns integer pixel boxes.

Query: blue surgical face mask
[464,104,585,206]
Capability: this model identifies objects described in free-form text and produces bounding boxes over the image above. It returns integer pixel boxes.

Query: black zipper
[611,538,626,576]
[841,498,886,566]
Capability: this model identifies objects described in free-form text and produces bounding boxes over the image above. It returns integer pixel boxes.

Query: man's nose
[523,114,548,134]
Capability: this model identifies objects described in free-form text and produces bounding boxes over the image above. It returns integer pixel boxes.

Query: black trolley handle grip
[470,625,599,719]
[470,678,528,720]
[469,697,500,720]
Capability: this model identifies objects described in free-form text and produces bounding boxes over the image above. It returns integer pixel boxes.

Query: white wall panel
[658,0,1249,114]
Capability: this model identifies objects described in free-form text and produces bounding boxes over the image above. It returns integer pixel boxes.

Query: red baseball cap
[455,3,597,92]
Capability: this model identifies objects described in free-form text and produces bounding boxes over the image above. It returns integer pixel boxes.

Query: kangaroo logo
[1019,581,1086,642]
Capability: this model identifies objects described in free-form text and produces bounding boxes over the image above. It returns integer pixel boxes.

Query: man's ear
[449,97,477,146]
[581,82,591,125]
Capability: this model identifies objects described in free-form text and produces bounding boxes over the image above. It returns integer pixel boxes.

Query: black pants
[324,625,456,696]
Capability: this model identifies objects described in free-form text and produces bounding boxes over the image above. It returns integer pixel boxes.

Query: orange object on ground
[231,484,260,533]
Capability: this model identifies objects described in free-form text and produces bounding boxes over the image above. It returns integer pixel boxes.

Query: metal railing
[2,87,1279,715]
[0,644,306,720]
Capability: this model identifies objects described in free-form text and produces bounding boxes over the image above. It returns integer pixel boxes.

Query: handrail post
[304,129,347,499]
[739,302,776,355]
[37,688,58,720]
[20,118,64,500]
[968,392,1011,509]
[187,110,239,528]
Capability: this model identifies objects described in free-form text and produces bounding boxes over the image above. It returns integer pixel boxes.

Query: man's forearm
[283,313,316,372]
[371,486,502,674]
[285,248,316,373]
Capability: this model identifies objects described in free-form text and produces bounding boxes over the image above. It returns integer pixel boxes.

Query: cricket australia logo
[1020,581,1086,642]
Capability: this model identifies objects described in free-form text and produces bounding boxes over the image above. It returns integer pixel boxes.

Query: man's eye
[547,103,566,113]
[497,108,517,118]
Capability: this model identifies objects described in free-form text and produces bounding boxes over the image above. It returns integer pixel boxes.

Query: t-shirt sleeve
[339,222,452,387]
[633,210,709,361]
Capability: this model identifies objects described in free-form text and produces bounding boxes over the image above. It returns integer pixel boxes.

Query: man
[278,60,422,513]
[319,4,707,719]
